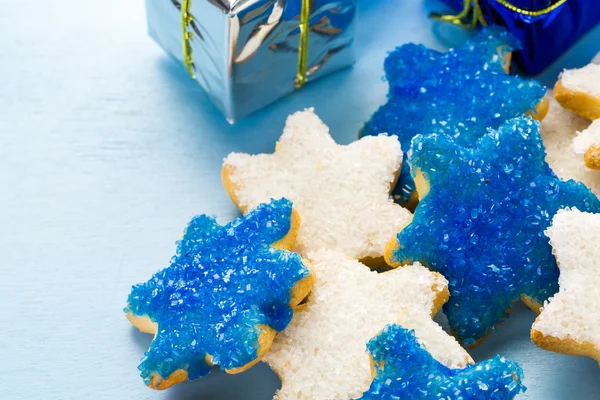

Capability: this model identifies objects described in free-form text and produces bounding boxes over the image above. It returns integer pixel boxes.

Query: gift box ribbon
[430,0,569,28]
[180,0,312,88]
[181,0,195,78]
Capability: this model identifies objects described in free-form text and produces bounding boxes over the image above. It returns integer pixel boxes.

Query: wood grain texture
[1,0,600,398]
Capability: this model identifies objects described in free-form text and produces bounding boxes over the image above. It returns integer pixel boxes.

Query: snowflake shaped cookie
[385,117,600,346]
[554,61,600,121]
[125,199,314,389]
[362,27,548,207]
[264,249,472,400]
[573,119,600,170]
[532,209,600,363]
[540,96,600,197]
[357,324,525,399]
[223,109,411,263]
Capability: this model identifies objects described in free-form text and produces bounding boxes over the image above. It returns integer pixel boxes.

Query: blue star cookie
[125,199,314,389]
[385,117,600,346]
[357,324,525,400]
[362,27,547,207]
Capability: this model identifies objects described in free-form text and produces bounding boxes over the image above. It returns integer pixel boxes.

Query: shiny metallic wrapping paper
[146,0,357,122]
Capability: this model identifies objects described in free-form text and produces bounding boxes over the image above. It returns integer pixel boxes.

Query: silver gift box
[145,0,357,122]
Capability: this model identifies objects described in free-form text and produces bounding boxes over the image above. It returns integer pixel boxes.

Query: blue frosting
[357,324,525,399]
[388,117,600,345]
[125,198,310,385]
[362,27,546,206]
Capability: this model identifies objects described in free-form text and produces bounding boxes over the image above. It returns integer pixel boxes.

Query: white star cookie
[541,96,600,196]
[573,119,600,170]
[554,61,600,121]
[264,249,472,400]
[222,109,411,262]
[531,209,600,363]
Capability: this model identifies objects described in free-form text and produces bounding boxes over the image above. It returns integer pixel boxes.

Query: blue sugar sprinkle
[388,117,600,345]
[362,27,546,206]
[356,324,525,400]
[125,198,309,385]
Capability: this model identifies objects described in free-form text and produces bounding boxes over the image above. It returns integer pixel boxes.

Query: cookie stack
[124,29,600,399]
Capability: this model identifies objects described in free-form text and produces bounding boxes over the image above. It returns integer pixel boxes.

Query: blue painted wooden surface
[2,0,600,398]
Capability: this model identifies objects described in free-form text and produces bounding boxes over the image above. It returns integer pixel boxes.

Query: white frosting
[265,249,472,400]
[561,63,600,98]
[224,109,411,260]
[533,209,600,350]
[540,95,600,195]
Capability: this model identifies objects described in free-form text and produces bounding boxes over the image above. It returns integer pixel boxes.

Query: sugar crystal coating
[561,63,600,98]
[573,119,600,155]
[362,27,546,206]
[540,96,600,196]
[532,209,600,360]
[265,249,471,400]
[125,198,310,385]
[224,109,411,261]
[356,324,525,400]
[387,117,600,345]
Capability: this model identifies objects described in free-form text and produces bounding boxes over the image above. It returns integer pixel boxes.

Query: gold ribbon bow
[430,0,487,28]
[430,0,569,28]
[180,0,312,89]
